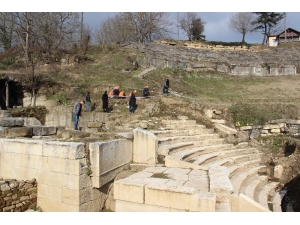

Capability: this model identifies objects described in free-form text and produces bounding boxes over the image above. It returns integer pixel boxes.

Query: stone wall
[0,178,37,212]
[237,119,300,140]
[45,105,109,131]
[124,41,300,76]
[0,138,105,212]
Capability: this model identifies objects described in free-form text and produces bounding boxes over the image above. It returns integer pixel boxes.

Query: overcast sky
[4,1,300,44]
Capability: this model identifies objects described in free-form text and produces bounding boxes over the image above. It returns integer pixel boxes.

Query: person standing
[102,91,109,112]
[72,100,85,130]
[163,78,170,94]
[129,92,137,113]
[85,92,91,111]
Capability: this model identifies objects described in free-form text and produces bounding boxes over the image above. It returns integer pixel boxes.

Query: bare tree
[0,12,16,51]
[179,12,205,41]
[80,24,91,55]
[228,12,255,44]
[95,12,173,45]
[0,12,81,106]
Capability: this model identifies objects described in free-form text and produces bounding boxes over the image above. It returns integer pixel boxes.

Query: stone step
[254,181,280,210]
[158,141,195,156]
[164,124,206,130]
[204,150,261,168]
[162,120,197,125]
[227,158,262,178]
[193,138,225,147]
[158,133,220,145]
[151,129,214,137]
[191,152,219,165]
[271,191,282,212]
[239,175,269,200]
[178,144,235,162]
[230,166,266,194]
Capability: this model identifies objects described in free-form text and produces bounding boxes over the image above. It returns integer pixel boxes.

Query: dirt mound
[9,106,48,125]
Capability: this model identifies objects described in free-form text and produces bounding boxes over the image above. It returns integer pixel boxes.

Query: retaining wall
[0,178,37,212]
[0,138,106,212]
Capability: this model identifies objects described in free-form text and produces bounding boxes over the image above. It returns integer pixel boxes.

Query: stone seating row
[152,119,281,211]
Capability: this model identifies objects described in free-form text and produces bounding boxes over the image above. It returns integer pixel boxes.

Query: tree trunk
[5,81,9,108]
[242,33,245,44]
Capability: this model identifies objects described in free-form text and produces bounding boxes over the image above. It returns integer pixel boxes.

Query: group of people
[72,78,170,130]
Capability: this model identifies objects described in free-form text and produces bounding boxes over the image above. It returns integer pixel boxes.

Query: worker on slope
[113,85,120,98]
[142,86,150,98]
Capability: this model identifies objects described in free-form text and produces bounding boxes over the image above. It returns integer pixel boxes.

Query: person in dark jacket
[163,78,170,94]
[129,92,137,113]
[102,91,109,112]
[143,86,150,98]
[72,100,85,130]
[85,92,91,111]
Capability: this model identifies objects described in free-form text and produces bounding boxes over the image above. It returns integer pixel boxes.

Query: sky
[3,0,300,45]
[83,12,300,44]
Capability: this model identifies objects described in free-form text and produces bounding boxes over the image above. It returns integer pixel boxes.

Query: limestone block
[261,129,269,134]
[37,170,81,190]
[215,123,237,135]
[32,126,57,136]
[271,128,281,133]
[38,196,79,212]
[5,127,33,138]
[43,141,85,159]
[38,183,63,202]
[184,177,209,192]
[79,200,94,212]
[89,139,132,187]
[211,119,225,124]
[0,110,12,118]
[231,194,270,212]
[42,157,81,175]
[143,167,168,174]
[274,165,284,179]
[62,187,92,206]
[286,119,300,125]
[0,152,12,165]
[1,164,37,181]
[0,118,24,127]
[209,166,233,203]
[11,153,31,167]
[2,139,43,155]
[145,185,216,212]
[115,199,187,212]
[133,128,158,165]
[263,124,280,129]
[87,122,102,128]
[23,117,42,126]
[239,126,253,131]
[114,179,146,204]
[96,165,129,188]
[0,126,7,137]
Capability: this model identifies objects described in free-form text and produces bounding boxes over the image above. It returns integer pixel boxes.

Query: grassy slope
[6,43,300,122]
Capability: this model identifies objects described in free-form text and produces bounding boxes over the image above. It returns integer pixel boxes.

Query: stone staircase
[143,118,281,212]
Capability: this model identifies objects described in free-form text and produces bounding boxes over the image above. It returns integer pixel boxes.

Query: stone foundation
[0,178,37,212]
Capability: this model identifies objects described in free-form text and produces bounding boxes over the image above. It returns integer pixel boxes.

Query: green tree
[252,12,284,45]
[179,12,205,41]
